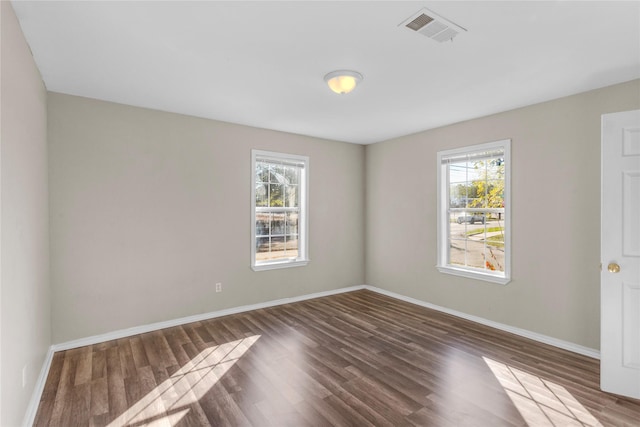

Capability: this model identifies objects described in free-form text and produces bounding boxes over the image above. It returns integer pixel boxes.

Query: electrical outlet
[215,282,222,293]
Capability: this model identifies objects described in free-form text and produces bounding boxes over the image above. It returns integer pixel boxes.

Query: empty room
[2,1,640,426]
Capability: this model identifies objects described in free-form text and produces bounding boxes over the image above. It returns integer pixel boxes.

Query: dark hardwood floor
[34,290,640,426]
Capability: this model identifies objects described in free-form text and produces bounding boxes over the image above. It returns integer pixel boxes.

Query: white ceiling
[11,1,640,144]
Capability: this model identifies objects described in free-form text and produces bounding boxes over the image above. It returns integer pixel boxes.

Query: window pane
[485,246,505,272]
[256,162,269,183]
[285,166,299,185]
[486,179,504,208]
[452,211,486,225]
[284,235,299,258]
[449,162,470,184]
[273,164,285,185]
[285,185,298,207]
[465,240,486,270]
[449,238,467,266]
[270,212,285,235]
[277,163,286,176]
[256,183,268,207]
[256,236,270,259]
[269,183,284,207]
[486,158,504,177]
[468,196,484,208]
[286,212,298,234]
[266,164,276,184]
[256,213,270,236]
[450,183,475,208]
[271,233,285,248]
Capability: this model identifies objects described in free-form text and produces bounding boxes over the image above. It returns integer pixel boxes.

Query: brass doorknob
[608,263,621,273]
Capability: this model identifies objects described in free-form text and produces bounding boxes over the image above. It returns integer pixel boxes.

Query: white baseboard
[52,285,366,352]
[25,283,599,426]
[22,346,55,427]
[363,285,600,360]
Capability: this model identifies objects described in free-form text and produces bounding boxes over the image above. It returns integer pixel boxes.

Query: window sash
[255,207,300,213]
[448,208,504,213]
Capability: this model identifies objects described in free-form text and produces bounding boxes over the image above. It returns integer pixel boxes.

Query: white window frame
[436,139,511,285]
[251,149,309,271]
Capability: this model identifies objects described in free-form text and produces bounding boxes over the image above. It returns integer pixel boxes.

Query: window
[437,139,511,284]
[251,150,309,271]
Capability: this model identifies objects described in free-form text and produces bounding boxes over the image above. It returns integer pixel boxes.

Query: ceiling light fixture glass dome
[324,70,363,95]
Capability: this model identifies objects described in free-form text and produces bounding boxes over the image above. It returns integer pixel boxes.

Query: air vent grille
[406,13,434,31]
[400,8,466,43]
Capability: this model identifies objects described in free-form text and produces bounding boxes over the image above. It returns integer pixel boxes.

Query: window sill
[437,265,511,285]
[252,259,309,272]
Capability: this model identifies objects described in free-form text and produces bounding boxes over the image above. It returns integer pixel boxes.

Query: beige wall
[48,92,365,343]
[366,79,640,350]
[1,2,51,425]
[48,81,640,350]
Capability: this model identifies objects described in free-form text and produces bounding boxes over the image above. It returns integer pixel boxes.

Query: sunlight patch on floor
[107,335,260,427]
[483,357,603,427]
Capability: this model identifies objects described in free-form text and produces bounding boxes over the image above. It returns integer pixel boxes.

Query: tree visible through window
[437,140,511,284]
[251,150,309,270]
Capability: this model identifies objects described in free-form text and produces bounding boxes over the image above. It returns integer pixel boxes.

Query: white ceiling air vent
[400,8,466,42]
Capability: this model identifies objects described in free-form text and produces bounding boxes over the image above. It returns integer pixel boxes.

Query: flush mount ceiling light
[324,70,363,95]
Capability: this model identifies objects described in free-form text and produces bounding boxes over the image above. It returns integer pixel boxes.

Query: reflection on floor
[484,357,604,427]
[107,336,260,427]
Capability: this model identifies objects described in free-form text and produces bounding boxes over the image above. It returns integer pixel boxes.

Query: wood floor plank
[74,346,93,386]
[69,382,91,426]
[90,349,106,382]
[89,377,108,418]
[34,290,640,426]
[116,338,137,380]
[129,336,149,369]
[340,377,413,426]
[303,394,369,427]
[46,352,77,426]
[106,346,128,421]
[329,385,397,427]
[225,384,272,426]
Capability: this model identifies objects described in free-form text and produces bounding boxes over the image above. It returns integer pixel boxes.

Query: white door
[601,109,640,399]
